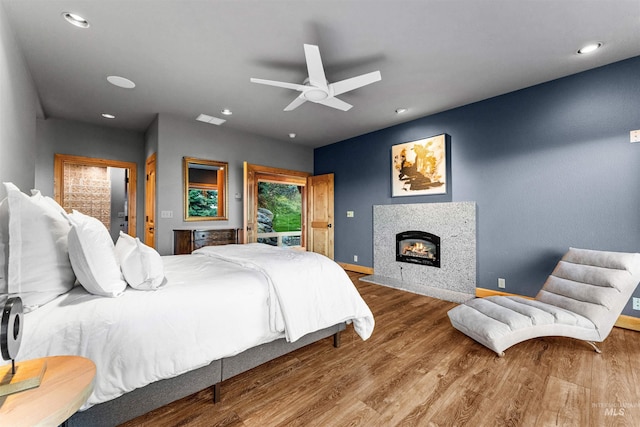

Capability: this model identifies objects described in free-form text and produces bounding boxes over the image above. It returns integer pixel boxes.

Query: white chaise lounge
[447,247,640,356]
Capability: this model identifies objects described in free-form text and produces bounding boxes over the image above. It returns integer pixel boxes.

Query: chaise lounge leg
[333,331,341,348]
[586,341,602,354]
[213,383,221,403]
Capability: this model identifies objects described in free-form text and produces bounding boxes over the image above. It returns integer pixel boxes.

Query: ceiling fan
[250,44,382,112]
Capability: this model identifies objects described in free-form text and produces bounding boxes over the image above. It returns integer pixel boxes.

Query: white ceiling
[3,0,640,147]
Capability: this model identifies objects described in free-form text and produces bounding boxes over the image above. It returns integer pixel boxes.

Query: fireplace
[368,203,476,302]
[396,230,441,268]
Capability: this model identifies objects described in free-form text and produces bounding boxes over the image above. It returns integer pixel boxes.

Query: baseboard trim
[476,288,531,299]
[614,315,640,332]
[339,263,374,275]
[476,287,640,332]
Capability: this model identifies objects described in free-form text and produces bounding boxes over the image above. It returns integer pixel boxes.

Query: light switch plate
[631,129,640,143]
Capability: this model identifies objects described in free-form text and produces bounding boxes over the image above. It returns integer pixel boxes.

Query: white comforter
[194,243,375,342]
[15,255,283,410]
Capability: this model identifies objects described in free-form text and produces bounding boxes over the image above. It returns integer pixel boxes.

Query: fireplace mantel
[362,202,476,303]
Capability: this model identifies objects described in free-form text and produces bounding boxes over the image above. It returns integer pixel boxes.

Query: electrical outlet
[353,255,358,263]
[630,129,640,143]
[633,297,640,311]
[498,278,506,289]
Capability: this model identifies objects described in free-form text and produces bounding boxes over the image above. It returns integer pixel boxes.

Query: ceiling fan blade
[284,96,307,111]
[330,71,382,96]
[317,96,353,111]
[250,78,306,92]
[303,44,327,89]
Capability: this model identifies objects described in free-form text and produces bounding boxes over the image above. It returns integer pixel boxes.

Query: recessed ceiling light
[196,113,226,126]
[221,108,233,116]
[62,12,90,28]
[395,108,408,114]
[289,133,296,139]
[577,42,602,54]
[101,113,116,119]
[107,75,136,89]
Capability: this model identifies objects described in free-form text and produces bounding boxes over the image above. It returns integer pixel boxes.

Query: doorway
[145,153,157,248]
[257,181,303,247]
[54,154,137,239]
[243,163,309,247]
[243,162,334,259]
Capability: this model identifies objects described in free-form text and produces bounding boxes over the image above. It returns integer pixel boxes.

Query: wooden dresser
[173,228,240,255]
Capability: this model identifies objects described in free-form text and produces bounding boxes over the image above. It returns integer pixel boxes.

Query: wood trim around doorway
[53,153,137,237]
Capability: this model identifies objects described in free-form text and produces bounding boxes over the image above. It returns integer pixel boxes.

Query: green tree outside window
[188,189,218,217]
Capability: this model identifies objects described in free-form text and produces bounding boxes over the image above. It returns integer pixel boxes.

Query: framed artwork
[391,134,447,196]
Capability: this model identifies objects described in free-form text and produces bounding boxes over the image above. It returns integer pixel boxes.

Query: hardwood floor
[122,272,640,426]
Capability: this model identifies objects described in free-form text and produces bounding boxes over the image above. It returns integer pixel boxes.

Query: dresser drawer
[195,230,236,243]
[174,228,239,254]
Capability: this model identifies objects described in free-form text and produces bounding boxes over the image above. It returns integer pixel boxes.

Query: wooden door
[307,173,334,259]
[144,153,157,248]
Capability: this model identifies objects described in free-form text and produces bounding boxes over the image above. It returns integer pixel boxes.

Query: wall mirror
[183,157,228,221]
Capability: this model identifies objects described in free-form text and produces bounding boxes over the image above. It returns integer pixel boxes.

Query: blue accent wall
[315,55,640,316]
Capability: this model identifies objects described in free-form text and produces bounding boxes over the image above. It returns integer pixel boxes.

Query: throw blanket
[194,243,375,342]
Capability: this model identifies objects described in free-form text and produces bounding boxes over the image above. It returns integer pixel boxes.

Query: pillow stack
[67,211,166,294]
[1,183,166,312]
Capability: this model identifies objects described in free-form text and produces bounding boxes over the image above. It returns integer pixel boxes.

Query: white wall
[0,2,38,198]
[155,113,314,255]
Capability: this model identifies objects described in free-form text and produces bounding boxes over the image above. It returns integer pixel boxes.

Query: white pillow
[4,183,75,311]
[0,196,8,295]
[114,230,137,264]
[67,210,127,297]
[115,231,166,290]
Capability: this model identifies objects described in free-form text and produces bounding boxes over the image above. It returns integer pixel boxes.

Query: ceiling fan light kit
[251,44,381,112]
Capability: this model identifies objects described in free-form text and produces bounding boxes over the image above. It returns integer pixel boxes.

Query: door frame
[243,163,310,246]
[53,153,137,237]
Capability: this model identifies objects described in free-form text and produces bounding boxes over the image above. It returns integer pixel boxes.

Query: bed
[0,183,374,426]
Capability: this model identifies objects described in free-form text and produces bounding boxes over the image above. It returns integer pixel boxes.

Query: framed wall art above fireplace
[391,133,447,197]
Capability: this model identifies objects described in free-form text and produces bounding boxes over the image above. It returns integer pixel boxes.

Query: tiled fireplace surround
[362,202,476,303]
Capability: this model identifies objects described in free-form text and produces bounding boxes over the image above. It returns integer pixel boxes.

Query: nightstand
[0,355,95,427]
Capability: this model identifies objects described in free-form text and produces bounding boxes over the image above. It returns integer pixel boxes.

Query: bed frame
[67,324,344,427]
[67,230,345,426]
